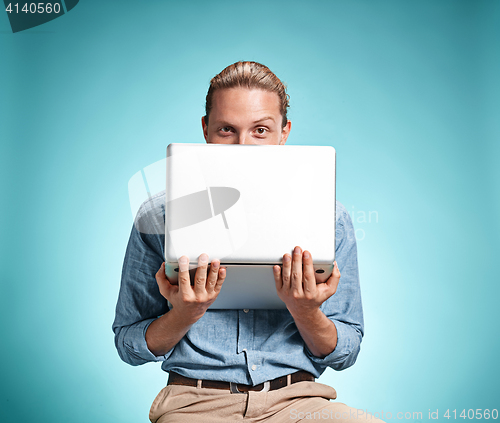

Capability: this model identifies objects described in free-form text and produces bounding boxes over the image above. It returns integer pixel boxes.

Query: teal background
[1,0,499,421]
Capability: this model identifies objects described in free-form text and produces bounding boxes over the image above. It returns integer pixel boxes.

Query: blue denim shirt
[112,192,364,386]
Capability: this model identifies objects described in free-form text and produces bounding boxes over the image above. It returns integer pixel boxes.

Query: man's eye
[220,127,232,133]
[256,128,267,135]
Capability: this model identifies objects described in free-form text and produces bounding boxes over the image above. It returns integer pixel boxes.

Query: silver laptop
[164,143,336,309]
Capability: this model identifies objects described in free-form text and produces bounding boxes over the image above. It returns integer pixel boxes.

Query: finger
[193,253,209,294]
[155,262,168,290]
[324,261,341,295]
[281,253,292,291]
[177,256,192,295]
[213,267,226,294]
[206,259,220,293]
[333,261,341,279]
[302,251,316,298]
[273,265,282,291]
[291,246,303,295]
[155,263,176,298]
[155,262,168,285]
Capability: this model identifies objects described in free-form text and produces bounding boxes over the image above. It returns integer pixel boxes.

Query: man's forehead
[210,88,281,122]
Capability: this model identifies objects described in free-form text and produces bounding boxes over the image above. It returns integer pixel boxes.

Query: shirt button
[243,309,249,313]
[251,365,257,371]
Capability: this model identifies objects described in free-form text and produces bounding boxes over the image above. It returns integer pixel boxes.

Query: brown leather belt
[167,370,315,393]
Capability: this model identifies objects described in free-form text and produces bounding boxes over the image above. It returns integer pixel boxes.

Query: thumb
[323,262,341,296]
[155,263,175,299]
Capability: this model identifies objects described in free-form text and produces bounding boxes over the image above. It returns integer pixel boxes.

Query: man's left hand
[273,246,341,317]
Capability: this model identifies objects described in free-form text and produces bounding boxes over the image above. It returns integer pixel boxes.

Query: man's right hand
[155,254,226,324]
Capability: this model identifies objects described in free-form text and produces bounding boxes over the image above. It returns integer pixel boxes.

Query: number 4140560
[5,3,62,14]
[444,409,498,419]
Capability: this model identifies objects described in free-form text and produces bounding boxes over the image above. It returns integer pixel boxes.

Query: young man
[113,62,379,422]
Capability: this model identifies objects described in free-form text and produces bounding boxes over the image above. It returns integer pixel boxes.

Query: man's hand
[273,246,341,358]
[146,254,226,357]
[273,246,340,316]
[155,254,226,325]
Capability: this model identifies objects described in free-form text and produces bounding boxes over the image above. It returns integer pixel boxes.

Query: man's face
[202,88,291,145]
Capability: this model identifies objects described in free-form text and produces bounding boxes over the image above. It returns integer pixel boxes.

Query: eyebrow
[253,116,275,124]
[213,116,276,127]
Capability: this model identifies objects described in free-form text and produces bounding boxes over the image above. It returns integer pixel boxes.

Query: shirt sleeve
[112,200,173,366]
[305,202,364,371]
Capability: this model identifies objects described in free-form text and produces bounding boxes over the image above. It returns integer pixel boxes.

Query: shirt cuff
[305,320,355,367]
[123,318,174,363]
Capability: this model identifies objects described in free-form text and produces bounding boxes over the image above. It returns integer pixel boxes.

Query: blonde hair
[205,61,290,128]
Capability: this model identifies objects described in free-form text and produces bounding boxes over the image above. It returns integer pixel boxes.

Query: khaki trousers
[149,381,384,422]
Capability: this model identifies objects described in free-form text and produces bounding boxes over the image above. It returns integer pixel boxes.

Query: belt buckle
[230,381,270,394]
